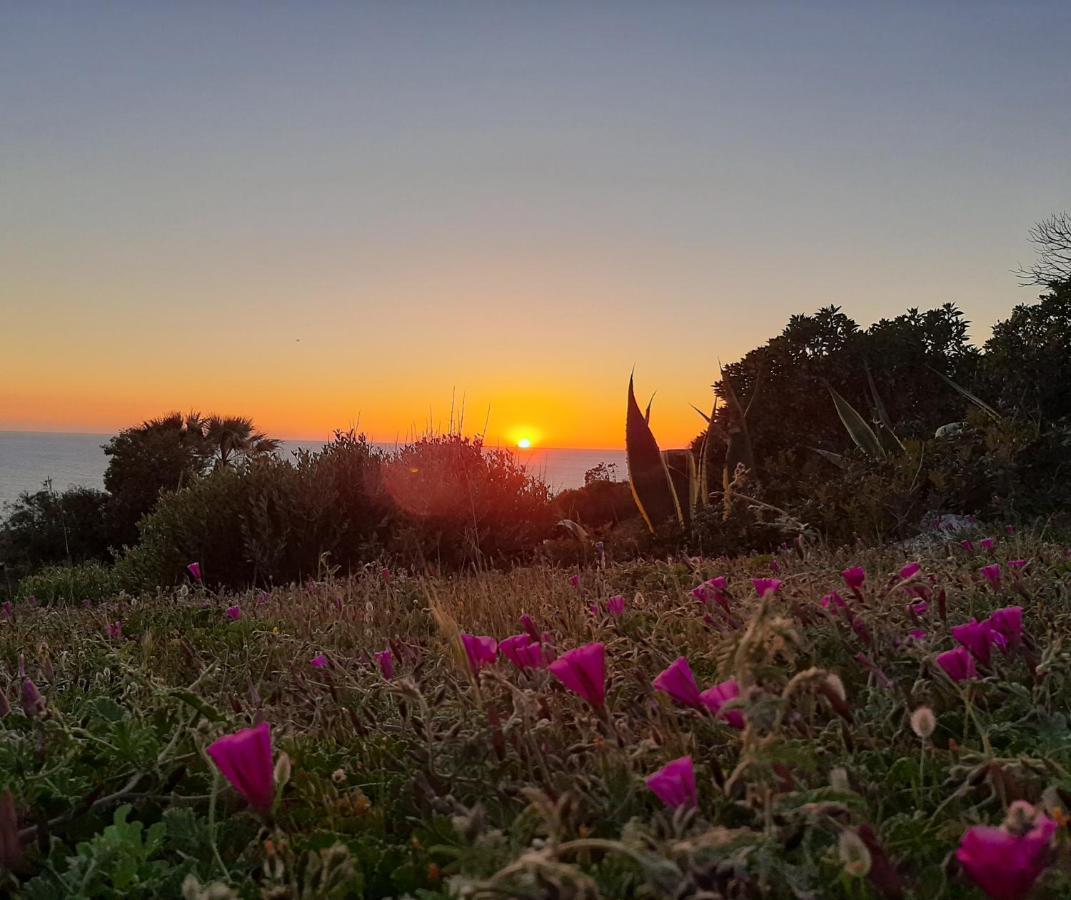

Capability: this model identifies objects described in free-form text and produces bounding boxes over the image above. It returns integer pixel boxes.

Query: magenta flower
[980,537,996,552]
[309,654,328,669]
[187,562,203,582]
[937,646,979,682]
[519,613,541,642]
[652,657,702,708]
[206,722,275,814]
[899,562,921,580]
[909,600,930,617]
[980,564,1002,589]
[956,814,1056,900]
[499,634,545,670]
[547,642,606,707]
[989,607,1023,648]
[961,540,975,552]
[569,574,581,590]
[842,566,866,591]
[645,756,697,809]
[906,629,928,643]
[952,618,997,666]
[375,649,394,680]
[105,622,123,640]
[752,578,782,599]
[1008,559,1028,570]
[605,596,626,617]
[821,592,848,611]
[460,634,498,673]
[20,679,44,717]
[699,679,746,730]
[225,605,241,621]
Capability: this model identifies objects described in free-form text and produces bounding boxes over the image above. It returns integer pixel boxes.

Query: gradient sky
[3,2,1069,448]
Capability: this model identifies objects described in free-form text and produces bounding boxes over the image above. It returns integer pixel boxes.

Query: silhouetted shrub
[382,435,555,569]
[0,486,115,583]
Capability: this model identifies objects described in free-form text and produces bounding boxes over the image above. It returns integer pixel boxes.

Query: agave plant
[626,371,755,532]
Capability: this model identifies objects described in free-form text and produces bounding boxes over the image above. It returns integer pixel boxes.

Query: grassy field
[2,530,1071,898]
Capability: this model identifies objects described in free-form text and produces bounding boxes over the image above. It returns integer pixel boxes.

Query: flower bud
[910,706,936,740]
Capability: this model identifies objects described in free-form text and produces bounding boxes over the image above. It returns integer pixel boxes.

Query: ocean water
[0,432,626,510]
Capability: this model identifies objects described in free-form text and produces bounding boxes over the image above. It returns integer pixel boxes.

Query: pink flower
[961,540,975,552]
[842,566,866,591]
[956,814,1056,900]
[569,574,581,591]
[752,578,782,599]
[952,618,997,666]
[206,722,275,814]
[909,600,929,617]
[980,564,1002,589]
[821,592,848,611]
[980,537,996,552]
[519,613,541,642]
[225,605,241,621]
[309,654,328,669]
[645,756,697,809]
[187,562,202,582]
[375,649,394,680]
[605,596,626,617]
[699,679,745,730]
[653,657,702,708]
[1008,559,1028,570]
[256,591,270,606]
[20,679,44,717]
[937,646,978,682]
[988,607,1023,648]
[460,635,498,674]
[548,643,606,707]
[906,629,928,643]
[105,622,123,640]
[499,634,545,670]
[899,562,921,581]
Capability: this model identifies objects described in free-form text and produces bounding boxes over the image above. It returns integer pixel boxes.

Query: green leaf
[828,385,886,459]
[928,366,1002,422]
[626,374,682,531]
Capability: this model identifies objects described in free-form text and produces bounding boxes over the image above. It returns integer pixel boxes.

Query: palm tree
[203,416,281,469]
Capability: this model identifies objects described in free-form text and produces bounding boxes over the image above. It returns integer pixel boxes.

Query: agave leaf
[812,447,848,469]
[695,395,719,508]
[927,366,1002,422]
[557,519,589,542]
[865,363,905,451]
[720,366,756,489]
[662,449,698,524]
[690,403,711,423]
[828,385,886,459]
[644,393,655,425]
[626,375,683,531]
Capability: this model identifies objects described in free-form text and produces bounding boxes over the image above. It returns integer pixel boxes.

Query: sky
[2,2,1069,449]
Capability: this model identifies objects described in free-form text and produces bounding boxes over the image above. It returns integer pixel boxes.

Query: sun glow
[517,437,532,449]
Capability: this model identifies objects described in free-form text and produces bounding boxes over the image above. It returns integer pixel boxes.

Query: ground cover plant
[2,528,1071,898]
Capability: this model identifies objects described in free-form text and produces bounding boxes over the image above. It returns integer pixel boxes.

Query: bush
[0,486,115,586]
[125,433,390,590]
[381,435,555,568]
[16,561,124,604]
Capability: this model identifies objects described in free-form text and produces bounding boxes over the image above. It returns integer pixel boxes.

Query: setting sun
[517,437,532,449]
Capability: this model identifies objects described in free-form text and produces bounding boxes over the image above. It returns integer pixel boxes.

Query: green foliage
[0,485,115,583]
[16,561,124,604]
[4,538,1071,896]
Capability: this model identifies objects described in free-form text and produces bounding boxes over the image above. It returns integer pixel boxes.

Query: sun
[517,437,532,449]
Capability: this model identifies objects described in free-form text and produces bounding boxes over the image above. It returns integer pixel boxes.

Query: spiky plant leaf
[812,448,847,468]
[865,363,905,451]
[927,366,1002,422]
[828,386,886,459]
[662,450,697,525]
[626,375,682,531]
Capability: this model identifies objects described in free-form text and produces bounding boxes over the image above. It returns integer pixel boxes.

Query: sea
[0,431,627,511]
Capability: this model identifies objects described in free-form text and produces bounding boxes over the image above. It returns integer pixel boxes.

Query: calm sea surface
[0,432,626,511]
